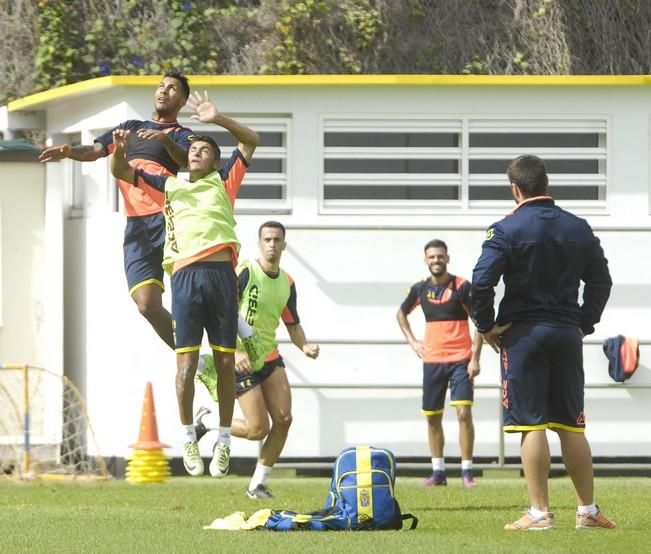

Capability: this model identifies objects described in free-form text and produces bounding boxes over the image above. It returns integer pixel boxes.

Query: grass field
[2,475,649,553]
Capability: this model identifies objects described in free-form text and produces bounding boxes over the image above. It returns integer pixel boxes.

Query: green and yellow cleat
[196,353,218,402]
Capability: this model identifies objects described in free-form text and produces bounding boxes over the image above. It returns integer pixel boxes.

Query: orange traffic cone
[129,381,170,450]
[126,382,171,484]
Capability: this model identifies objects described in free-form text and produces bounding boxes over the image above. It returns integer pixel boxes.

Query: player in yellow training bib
[195,221,320,499]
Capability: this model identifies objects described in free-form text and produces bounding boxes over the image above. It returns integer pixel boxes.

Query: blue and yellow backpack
[264,445,418,531]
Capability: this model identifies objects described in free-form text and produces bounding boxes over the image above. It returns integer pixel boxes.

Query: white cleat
[182,440,204,476]
[209,443,230,478]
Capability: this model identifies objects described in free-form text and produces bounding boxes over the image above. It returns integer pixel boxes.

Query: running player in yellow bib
[195,221,320,498]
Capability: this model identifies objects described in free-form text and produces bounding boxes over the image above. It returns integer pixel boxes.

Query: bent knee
[247,425,270,441]
[134,299,161,320]
[272,412,293,430]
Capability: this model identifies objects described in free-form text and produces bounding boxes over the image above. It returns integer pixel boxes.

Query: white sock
[183,425,196,443]
[578,503,597,515]
[461,459,473,471]
[218,426,231,447]
[529,506,548,518]
[249,463,273,490]
[238,314,253,339]
[431,457,445,472]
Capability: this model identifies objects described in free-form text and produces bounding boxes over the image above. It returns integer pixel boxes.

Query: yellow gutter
[9,74,651,112]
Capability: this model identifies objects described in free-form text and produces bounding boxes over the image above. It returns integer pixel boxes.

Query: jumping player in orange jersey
[39,70,192,350]
[397,239,483,488]
[111,91,261,478]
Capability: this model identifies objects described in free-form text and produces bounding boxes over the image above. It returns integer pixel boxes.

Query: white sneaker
[182,440,204,476]
[209,443,230,478]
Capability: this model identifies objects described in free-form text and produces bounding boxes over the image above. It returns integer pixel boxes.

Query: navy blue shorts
[171,261,238,353]
[500,323,585,433]
[422,361,473,415]
[236,355,284,396]
[123,213,165,294]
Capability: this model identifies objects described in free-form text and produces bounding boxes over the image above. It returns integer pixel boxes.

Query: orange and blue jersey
[400,275,472,363]
[95,119,193,217]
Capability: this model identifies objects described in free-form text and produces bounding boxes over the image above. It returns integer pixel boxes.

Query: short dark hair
[163,69,190,99]
[506,155,548,197]
[259,220,286,239]
[189,135,221,160]
[424,239,447,253]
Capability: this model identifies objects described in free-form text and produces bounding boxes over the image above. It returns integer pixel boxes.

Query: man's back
[472,197,612,334]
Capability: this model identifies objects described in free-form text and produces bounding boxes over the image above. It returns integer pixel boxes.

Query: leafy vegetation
[1,0,650,105]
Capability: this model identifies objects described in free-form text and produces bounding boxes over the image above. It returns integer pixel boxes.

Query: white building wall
[0,162,45,364]
[29,79,651,462]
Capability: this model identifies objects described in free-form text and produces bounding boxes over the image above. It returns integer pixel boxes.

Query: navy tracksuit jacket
[471,196,612,335]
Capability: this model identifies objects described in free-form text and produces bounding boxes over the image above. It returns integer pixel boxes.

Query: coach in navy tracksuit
[471,155,616,531]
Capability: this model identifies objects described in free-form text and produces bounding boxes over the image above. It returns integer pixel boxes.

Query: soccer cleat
[196,354,218,402]
[182,440,204,476]
[422,470,447,486]
[241,329,265,369]
[246,484,275,500]
[576,507,616,529]
[504,510,555,531]
[193,406,211,443]
[461,469,477,488]
[209,442,230,478]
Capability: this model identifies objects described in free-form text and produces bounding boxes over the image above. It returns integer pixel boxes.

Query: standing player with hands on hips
[111,91,260,478]
[471,154,615,531]
[397,239,483,488]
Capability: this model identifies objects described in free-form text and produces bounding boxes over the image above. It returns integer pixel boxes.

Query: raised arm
[39,142,106,163]
[110,130,135,184]
[186,91,260,162]
[135,128,188,167]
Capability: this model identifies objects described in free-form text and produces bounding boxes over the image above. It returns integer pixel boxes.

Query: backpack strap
[401,513,419,530]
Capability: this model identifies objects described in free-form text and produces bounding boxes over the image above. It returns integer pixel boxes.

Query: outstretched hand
[112,128,131,153]
[38,144,72,163]
[186,91,220,123]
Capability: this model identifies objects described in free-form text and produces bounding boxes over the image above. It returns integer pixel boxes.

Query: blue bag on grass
[264,445,417,531]
[326,445,417,530]
[264,505,350,531]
